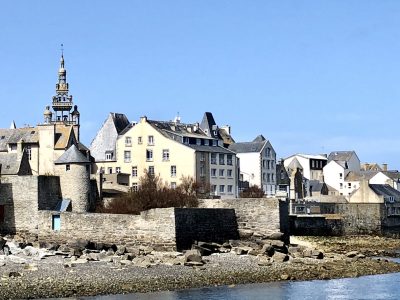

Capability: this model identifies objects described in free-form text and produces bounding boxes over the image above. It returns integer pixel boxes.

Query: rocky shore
[1,235,400,299]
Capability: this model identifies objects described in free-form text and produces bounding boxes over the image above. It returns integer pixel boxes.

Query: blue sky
[1,1,399,169]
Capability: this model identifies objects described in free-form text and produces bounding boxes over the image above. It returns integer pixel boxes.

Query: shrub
[239,185,265,198]
[96,171,199,214]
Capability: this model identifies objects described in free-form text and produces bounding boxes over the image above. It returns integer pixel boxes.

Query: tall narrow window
[66,164,70,171]
[138,136,142,144]
[162,149,170,161]
[227,154,233,165]
[148,166,155,176]
[219,154,225,165]
[125,137,132,147]
[148,136,154,145]
[124,151,131,163]
[132,182,138,192]
[146,149,153,161]
[211,153,217,164]
[25,145,32,160]
[171,165,177,177]
[132,166,138,177]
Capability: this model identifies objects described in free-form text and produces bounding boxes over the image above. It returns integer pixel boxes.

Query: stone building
[0,53,97,237]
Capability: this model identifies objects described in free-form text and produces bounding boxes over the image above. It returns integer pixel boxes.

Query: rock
[270,240,285,248]
[197,242,222,252]
[238,229,254,239]
[184,261,204,267]
[252,232,266,238]
[273,252,289,263]
[3,245,10,256]
[122,253,134,261]
[258,256,273,266]
[0,237,6,250]
[248,249,259,256]
[356,254,366,259]
[120,259,132,266]
[88,253,101,261]
[74,258,88,264]
[184,249,202,263]
[132,257,151,268]
[22,246,39,257]
[231,247,245,255]
[5,241,22,255]
[266,232,285,240]
[139,246,154,255]
[116,246,126,256]
[68,239,89,251]
[261,244,275,257]
[280,274,290,280]
[125,247,140,256]
[7,255,27,264]
[6,271,22,278]
[303,249,313,258]
[311,250,324,259]
[192,245,212,256]
[346,251,359,258]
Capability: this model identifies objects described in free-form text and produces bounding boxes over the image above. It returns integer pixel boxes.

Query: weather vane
[61,43,64,56]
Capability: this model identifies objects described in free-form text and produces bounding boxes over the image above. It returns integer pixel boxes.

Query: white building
[229,135,276,196]
[323,151,361,196]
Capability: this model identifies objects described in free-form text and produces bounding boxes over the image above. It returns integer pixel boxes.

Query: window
[10,144,17,151]
[124,151,131,163]
[86,165,90,172]
[171,165,177,177]
[280,170,285,180]
[66,164,70,171]
[271,174,275,182]
[25,145,32,160]
[211,168,217,177]
[212,140,217,146]
[263,173,266,181]
[311,160,315,168]
[132,166,137,177]
[266,147,271,157]
[227,169,233,177]
[146,149,153,161]
[125,137,132,146]
[148,166,155,176]
[196,139,201,145]
[200,166,205,177]
[105,151,113,160]
[211,185,217,194]
[340,183,343,189]
[138,136,142,144]
[267,173,271,183]
[148,135,154,145]
[200,152,206,161]
[116,167,121,173]
[204,139,209,146]
[108,167,112,174]
[339,173,343,179]
[348,183,351,188]
[219,154,225,165]
[132,183,138,192]
[219,185,225,193]
[52,215,61,231]
[162,149,170,161]
[228,185,233,193]
[183,137,189,144]
[267,160,271,169]
[211,153,217,164]
[171,182,177,189]
[227,154,233,165]
[219,169,225,177]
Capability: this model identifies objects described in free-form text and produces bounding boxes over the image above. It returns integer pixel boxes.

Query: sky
[0,1,399,169]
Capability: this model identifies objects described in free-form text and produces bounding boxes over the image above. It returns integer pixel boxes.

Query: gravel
[1,251,400,299]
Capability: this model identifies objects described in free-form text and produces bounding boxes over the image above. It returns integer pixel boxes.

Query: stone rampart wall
[37,208,177,251]
[199,198,289,241]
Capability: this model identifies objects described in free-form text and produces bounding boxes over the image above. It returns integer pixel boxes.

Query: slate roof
[55,144,91,164]
[112,113,130,134]
[200,112,221,139]
[345,171,378,181]
[285,154,328,161]
[228,136,268,153]
[148,120,208,139]
[188,144,235,154]
[383,171,400,181]
[328,151,356,162]
[0,128,39,151]
[369,184,400,199]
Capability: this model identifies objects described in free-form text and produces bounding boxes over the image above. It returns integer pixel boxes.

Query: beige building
[93,116,238,198]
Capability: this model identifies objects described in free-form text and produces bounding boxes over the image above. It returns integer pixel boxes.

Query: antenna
[61,43,64,56]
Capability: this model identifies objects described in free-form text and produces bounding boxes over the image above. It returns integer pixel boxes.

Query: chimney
[364,163,369,171]
[220,125,231,135]
[382,163,388,171]
[140,116,147,123]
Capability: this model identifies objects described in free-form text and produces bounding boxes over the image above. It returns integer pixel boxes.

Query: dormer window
[105,151,113,161]
[183,137,189,144]
[212,140,217,146]
[204,139,209,146]
[196,139,201,145]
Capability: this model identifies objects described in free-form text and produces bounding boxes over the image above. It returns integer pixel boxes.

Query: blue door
[52,215,61,231]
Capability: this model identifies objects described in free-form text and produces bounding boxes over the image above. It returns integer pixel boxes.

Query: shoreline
[1,235,400,299]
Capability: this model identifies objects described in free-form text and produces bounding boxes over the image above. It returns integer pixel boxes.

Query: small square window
[66,164,70,171]
[52,215,61,231]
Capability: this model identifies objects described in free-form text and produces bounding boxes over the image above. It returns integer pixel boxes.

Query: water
[82,272,400,300]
